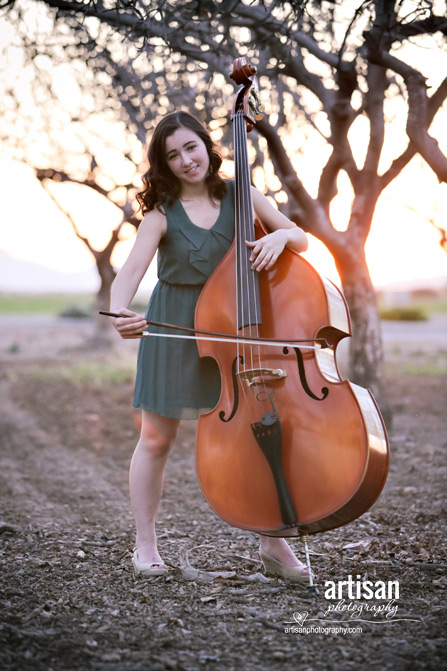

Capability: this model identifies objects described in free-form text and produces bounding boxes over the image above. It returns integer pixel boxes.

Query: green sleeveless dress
[133,182,235,419]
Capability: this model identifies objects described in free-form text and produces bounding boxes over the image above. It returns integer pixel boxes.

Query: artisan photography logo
[323,573,399,620]
[284,574,419,635]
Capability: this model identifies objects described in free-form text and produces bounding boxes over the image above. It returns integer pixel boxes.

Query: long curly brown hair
[136,111,227,215]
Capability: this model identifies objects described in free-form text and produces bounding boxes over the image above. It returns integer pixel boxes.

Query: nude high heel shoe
[259,548,310,584]
[132,548,168,577]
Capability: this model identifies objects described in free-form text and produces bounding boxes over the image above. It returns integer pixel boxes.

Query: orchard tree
[35,163,140,333]
[1,0,446,413]
[0,1,214,335]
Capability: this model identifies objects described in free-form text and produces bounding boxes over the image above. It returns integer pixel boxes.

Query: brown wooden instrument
[194,57,389,538]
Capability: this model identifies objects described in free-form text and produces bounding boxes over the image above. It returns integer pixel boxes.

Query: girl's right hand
[110,308,148,339]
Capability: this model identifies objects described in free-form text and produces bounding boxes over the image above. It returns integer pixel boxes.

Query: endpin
[301,534,319,596]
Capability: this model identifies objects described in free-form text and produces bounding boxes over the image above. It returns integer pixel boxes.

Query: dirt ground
[0,315,446,671]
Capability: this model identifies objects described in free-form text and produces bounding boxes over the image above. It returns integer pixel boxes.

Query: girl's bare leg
[129,410,180,565]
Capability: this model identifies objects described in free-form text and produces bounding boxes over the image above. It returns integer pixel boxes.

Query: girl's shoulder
[139,206,168,238]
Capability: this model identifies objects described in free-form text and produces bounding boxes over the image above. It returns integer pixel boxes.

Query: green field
[0,294,148,316]
[1,291,445,319]
[0,293,95,315]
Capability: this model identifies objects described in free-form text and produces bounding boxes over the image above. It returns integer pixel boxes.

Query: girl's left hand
[245,230,288,272]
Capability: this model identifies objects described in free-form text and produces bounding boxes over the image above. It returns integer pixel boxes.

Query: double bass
[194,58,389,553]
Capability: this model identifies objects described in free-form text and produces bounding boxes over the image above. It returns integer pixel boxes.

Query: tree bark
[335,250,390,424]
[93,254,117,337]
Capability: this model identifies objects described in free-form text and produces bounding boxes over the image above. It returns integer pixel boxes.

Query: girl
[109,111,309,581]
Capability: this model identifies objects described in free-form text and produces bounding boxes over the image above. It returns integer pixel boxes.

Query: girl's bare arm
[248,187,308,272]
[109,208,166,338]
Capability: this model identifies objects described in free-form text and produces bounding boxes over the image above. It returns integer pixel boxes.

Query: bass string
[237,113,255,370]
[240,114,272,419]
[234,111,270,420]
[234,113,248,415]
[234,112,256,418]
[233,112,242,376]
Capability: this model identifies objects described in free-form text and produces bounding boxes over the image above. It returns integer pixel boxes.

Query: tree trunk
[89,253,117,346]
[335,251,391,426]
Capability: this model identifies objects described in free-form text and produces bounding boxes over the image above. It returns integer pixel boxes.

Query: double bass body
[195,221,389,537]
[194,57,389,539]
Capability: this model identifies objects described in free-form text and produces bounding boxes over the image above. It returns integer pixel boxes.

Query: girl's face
[164,128,210,189]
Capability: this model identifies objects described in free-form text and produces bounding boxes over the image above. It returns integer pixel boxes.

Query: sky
[0,2,446,295]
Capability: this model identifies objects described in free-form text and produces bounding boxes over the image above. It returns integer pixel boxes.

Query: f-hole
[283,347,329,401]
[219,356,244,422]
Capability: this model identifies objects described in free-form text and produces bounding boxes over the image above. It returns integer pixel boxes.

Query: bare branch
[318,59,361,209]
[39,177,99,258]
[404,204,447,254]
[365,15,447,182]
[378,49,447,181]
[362,62,387,182]
[393,15,447,40]
[380,77,447,188]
